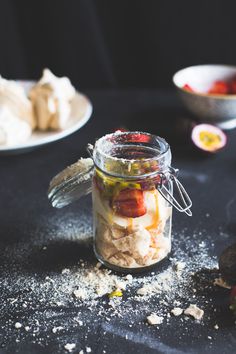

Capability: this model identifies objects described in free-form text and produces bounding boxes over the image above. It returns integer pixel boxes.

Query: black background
[1,0,236,88]
[1,2,236,353]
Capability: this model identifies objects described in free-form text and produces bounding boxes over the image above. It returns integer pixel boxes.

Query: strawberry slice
[208,81,230,94]
[127,133,151,143]
[112,189,146,218]
[183,84,194,92]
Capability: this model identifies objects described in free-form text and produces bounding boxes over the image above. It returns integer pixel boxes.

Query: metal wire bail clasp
[157,166,192,216]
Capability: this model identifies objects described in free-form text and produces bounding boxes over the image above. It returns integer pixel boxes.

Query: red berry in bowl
[230,79,236,94]
[183,84,194,92]
[208,81,230,94]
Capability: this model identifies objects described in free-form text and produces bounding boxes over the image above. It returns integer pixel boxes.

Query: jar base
[94,247,171,275]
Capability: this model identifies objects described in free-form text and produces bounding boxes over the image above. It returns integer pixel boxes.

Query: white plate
[0,81,93,154]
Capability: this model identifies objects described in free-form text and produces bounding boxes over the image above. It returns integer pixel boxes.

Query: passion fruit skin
[191,123,227,154]
[219,243,236,286]
[230,287,236,316]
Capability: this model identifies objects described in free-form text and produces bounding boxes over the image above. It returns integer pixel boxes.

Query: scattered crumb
[61,268,70,275]
[146,313,164,325]
[175,262,186,272]
[52,326,64,333]
[14,322,22,329]
[171,307,183,316]
[174,300,181,306]
[114,279,126,290]
[214,277,231,289]
[73,289,87,300]
[208,336,212,340]
[184,304,204,320]
[214,324,219,330]
[137,287,147,296]
[0,223,220,349]
[86,347,92,353]
[74,319,83,326]
[79,351,84,354]
[64,343,76,352]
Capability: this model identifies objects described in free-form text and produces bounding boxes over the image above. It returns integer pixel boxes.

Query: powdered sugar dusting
[0,211,224,352]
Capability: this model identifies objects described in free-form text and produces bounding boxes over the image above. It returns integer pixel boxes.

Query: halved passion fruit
[191,124,227,152]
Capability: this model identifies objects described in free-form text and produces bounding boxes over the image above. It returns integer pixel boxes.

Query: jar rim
[93,131,171,178]
[94,131,170,162]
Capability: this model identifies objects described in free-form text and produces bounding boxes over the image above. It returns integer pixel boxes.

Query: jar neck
[93,131,171,179]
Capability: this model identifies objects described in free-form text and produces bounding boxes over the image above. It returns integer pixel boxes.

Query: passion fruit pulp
[191,124,226,153]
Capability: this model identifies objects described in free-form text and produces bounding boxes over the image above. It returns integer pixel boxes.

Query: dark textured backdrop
[1,0,236,88]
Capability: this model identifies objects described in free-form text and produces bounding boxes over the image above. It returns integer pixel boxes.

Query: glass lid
[48,157,94,208]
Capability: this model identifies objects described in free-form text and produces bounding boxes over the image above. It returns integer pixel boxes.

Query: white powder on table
[0,218,220,350]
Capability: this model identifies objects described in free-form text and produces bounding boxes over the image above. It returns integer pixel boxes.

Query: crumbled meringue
[0,107,31,146]
[29,68,75,130]
[0,76,35,128]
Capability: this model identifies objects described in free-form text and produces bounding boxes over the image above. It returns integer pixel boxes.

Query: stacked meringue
[29,69,75,131]
[0,69,76,146]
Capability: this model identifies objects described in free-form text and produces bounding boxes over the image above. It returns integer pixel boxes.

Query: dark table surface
[0,90,236,354]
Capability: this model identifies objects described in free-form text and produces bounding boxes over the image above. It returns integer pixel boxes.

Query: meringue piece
[113,227,151,258]
[184,304,204,320]
[29,69,75,130]
[146,313,164,325]
[0,76,35,128]
[108,252,137,268]
[95,218,117,259]
[93,185,130,228]
[171,307,183,316]
[0,107,31,146]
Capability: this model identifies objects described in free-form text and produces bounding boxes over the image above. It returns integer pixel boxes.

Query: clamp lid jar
[48,131,192,272]
[91,131,191,272]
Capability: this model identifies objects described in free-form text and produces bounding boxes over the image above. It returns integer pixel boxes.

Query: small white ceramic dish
[173,64,236,129]
[0,81,92,154]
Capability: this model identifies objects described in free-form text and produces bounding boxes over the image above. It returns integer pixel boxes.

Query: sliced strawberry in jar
[127,133,151,143]
[208,81,230,94]
[112,189,146,218]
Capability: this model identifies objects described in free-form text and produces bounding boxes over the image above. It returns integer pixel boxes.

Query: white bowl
[173,64,236,129]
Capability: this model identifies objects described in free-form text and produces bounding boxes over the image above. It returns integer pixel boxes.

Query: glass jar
[92,132,173,271]
[48,131,192,272]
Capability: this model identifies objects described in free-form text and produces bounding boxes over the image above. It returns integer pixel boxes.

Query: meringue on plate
[29,69,76,131]
[0,107,32,146]
[0,76,35,129]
